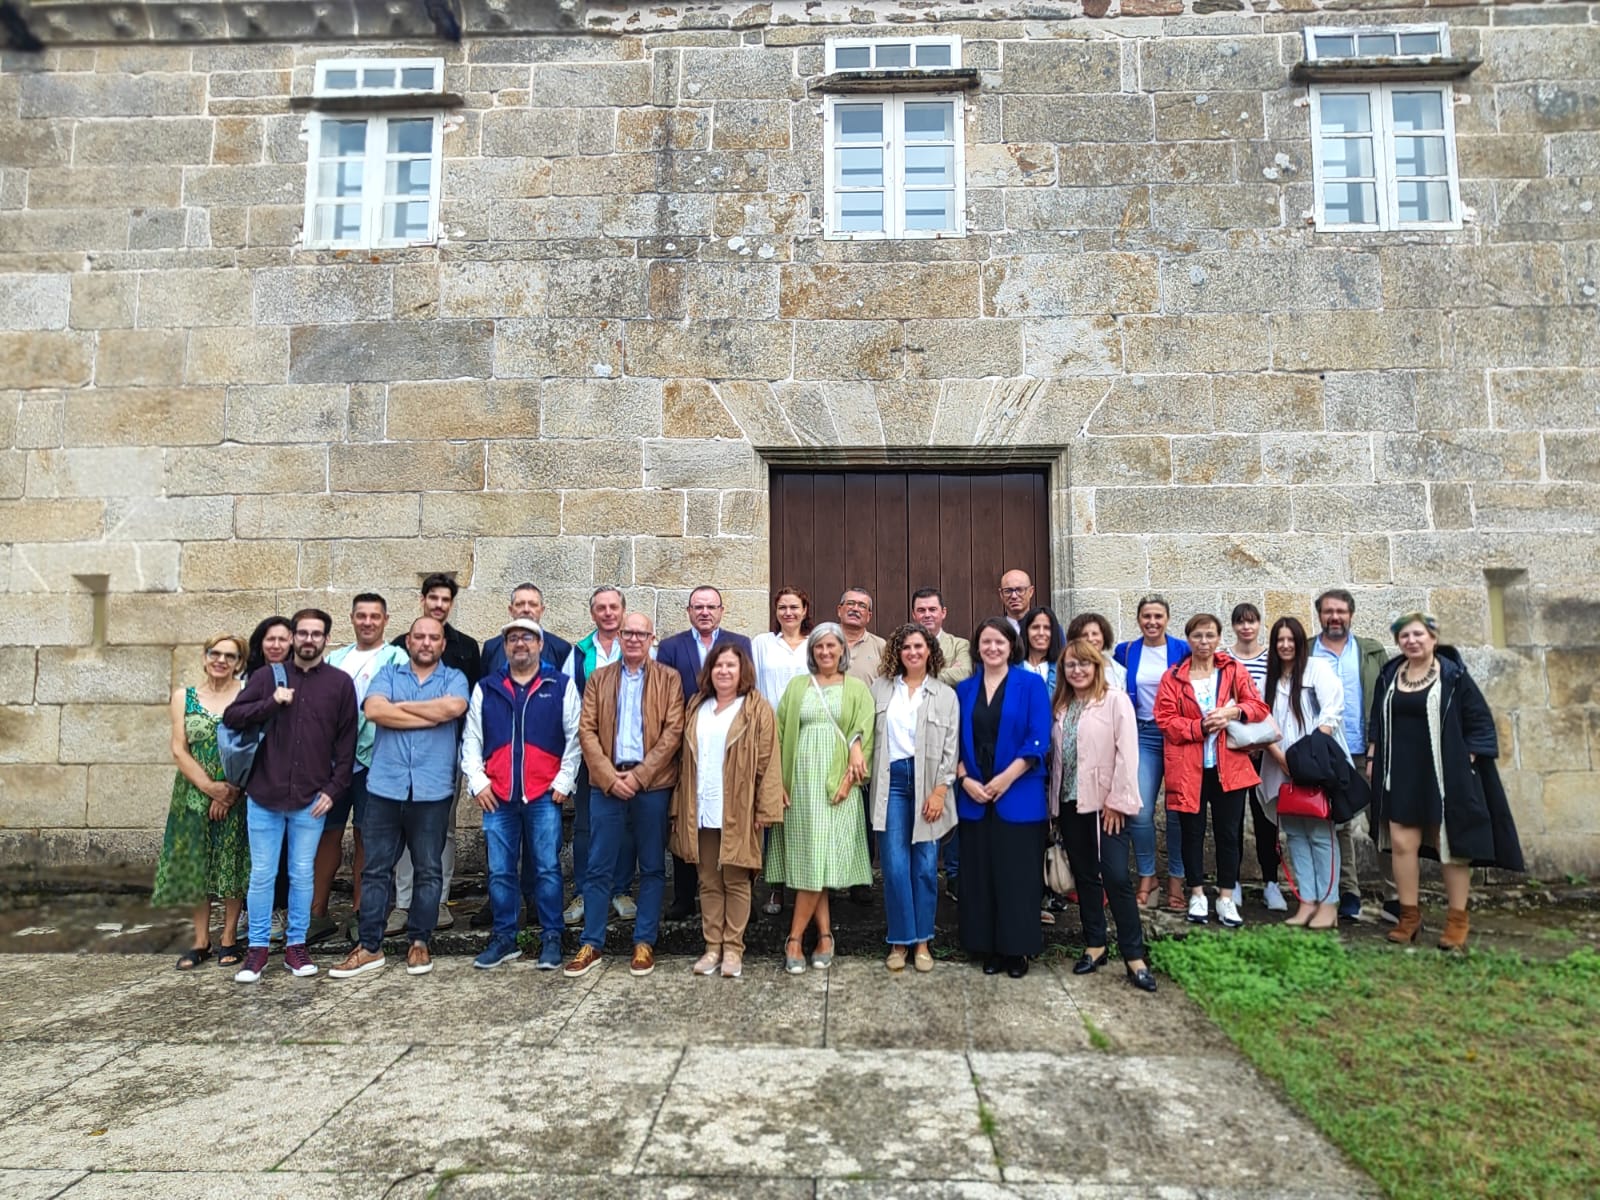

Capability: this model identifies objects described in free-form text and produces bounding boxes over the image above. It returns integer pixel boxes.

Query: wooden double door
[768,469,1051,639]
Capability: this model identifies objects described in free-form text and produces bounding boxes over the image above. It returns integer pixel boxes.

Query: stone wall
[1,0,1597,873]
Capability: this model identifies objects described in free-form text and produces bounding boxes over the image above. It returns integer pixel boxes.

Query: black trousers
[1245,786,1280,882]
[1060,805,1146,964]
[958,809,1046,958]
[1180,767,1246,892]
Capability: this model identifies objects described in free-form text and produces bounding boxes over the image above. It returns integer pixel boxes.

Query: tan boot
[1387,904,1422,944]
[1437,907,1470,952]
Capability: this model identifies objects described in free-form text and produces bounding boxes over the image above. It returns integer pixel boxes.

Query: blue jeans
[356,793,453,950]
[1133,719,1184,880]
[581,786,670,949]
[484,794,564,943]
[881,759,938,945]
[1281,815,1340,905]
[941,827,959,882]
[246,799,324,947]
[573,771,637,901]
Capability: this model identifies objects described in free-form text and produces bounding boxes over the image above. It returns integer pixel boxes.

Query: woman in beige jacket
[868,625,960,973]
[670,642,785,979]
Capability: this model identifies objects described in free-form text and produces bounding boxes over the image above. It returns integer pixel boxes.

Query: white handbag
[1226,715,1281,750]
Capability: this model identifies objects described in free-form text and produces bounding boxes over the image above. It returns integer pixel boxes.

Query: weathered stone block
[1153,92,1265,141]
[1491,371,1600,430]
[618,107,711,152]
[780,264,980,320]
[983,254,1157,318]
[289,321,494,383]
[1453,307,1600,369]
[0,647,35,705]
[1543,432,1600,483]
[222,384,347,444]
[667,380,746,440]
[547,260,650,318]
[234,493,421,540]
[0,333,93,388]
[0,498,105,542]
[438,261,546,319]
[62,389,222,447]
[550,153,659,197]
[1071,436,1172,487]
[531,61,652,106]
[162,444,324,496]
[1153,182,1282,230]
[421,491,560,538]
[100,497,232,543]
[387,380,539,440]
[1145,532,1343,586]
[1022,317,1122,379]
[183,326,287,385]
[633,535,767,588]
[902,319,1023,380]
[643,439,758,489]
[680,47,796,100]
[91,329,186,387]
[542,379,662,438]
[327,440,486,493]
[1162,251,1379,314]
[1122,315,1270,374]
[1170,434,1261,485]
[1003,94,1153,143]
[1058,141,1235,188]
[1005,186,1150,231]
[489,439,643,490]
[68,273,136,331]
[1291,484,1430,533]
[25,447,163,498]
[0,706,59,765]
[625,320,790,379]
[711,100,790,150]
[1271,311,1442,371]
[1546,647,1600,708]
[1378,432,1542,483]
[789,321,900,382]
[181,164,304,208]
[27,165,181,211]
[495,318,624,379]
[58,704,171,764]
[561,489,684,536]
[1139,36,1285,90]
[472,536,602,592]
[1260,433,1372,485]
[252,266,393,325]
[1095,486,1285,534]
[967,142,1057,189]
[0,765,86,828]
[10,539,179,593]
[35,646,173,705]
[0,274,68,331]
[1473,483,1600,533]
[19,73,204,119]
[103,589,274,647]
[480,108,616,158]
[1323,372,1417,433]
[997,39,1121,93]
[327,538,473,590]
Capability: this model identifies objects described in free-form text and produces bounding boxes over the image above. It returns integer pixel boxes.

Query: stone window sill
[1291,57,1480,84]
[810,68,980,95]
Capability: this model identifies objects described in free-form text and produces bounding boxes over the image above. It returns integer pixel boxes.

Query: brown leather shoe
[1136,875,1159,908]
[563,945,603,977]
[405,942,432,976]
[1437,907,1470,952]
[1387,904,1423,944]
[1165,876,1187,913]
[328,946,385,979]
[630,943,655,977]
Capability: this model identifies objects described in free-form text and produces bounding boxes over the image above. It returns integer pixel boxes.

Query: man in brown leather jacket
[564,610,685,979]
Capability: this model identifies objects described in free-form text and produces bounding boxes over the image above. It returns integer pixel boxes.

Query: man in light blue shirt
[330,618,468,979]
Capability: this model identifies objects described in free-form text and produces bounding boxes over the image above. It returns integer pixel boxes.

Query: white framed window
[1309,84,1460,231]
[826,35,960,72]
[823,94,965,240]
[1303,24,1448,61]
[302,112,443,248]
[314,57,445,97]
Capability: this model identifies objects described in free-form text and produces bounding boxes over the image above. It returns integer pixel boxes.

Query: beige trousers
[697,828,754,956]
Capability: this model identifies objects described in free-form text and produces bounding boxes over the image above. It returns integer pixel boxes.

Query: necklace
[1399,660,1438,690]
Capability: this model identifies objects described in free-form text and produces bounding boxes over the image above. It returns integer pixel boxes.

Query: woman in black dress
[1367,613,1523,951]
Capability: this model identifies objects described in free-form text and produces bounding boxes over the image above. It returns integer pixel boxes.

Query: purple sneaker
[283,943,318,978]
[234,946,270,983]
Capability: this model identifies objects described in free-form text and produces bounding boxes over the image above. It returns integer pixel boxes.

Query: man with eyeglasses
[655,585,753,920]
[837,587,886,685]
[224,608,357,983]
[481,582,571,680]
[565,611,685,979]
[998,569,1035,632]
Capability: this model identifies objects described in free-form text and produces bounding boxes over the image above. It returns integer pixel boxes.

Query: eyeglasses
[999,586,1031,596]
[840,601,870,611]
[619,631,652,640]
[505,633,537,644]
[293,631,326,639]
[205,649,239,661]
[688,603,723,612]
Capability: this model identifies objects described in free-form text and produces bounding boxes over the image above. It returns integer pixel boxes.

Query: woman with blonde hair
[153,633,251,969]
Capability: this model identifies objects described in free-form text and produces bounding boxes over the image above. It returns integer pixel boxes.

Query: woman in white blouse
[749,586,812,915]
[1259,616,1346,930]
[868,624,959,973]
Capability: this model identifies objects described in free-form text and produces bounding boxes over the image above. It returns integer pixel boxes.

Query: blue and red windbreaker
[480,667,571,803]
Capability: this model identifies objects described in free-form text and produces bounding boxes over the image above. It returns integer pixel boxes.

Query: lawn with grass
[1149,928,1600,1200]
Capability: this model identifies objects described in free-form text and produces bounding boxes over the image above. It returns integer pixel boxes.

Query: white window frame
[1308,82,1462,232]
[822,93,966,241]
[1302,23,1449,62]
[301,111,445,250]
[825,35,961,73]
[313,56,446,98]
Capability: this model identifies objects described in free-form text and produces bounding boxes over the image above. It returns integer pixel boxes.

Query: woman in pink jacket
[1048,638,1156,993]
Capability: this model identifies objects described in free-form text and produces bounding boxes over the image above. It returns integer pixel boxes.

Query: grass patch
[1080,1012,1113,1052]
[1150,928,1600,1200]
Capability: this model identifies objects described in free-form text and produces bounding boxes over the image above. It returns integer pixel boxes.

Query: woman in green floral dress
[152,633,250,968]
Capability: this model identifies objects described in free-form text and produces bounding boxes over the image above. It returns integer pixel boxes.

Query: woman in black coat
[1366,612,1523,952]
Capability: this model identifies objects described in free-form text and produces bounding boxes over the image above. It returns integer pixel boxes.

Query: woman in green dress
[152,633,251,969]
[768,622,874,974]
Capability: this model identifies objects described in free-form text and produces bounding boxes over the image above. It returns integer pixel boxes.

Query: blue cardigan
[1112,636,1191,718]
[954,667,1053,824]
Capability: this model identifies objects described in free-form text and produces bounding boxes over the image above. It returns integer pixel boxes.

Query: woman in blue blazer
[1111,595,1191,913]
[955,618,1053,979]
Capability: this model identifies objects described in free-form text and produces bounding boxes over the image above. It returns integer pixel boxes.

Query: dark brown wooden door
[769,469,1051,638]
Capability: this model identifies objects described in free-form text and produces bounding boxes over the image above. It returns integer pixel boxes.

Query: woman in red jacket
[1154,613,1270,929]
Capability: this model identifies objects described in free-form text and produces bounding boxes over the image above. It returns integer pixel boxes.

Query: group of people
[152,569,1524,990]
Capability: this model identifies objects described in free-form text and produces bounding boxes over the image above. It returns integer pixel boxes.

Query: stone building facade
[0,0,1596,873]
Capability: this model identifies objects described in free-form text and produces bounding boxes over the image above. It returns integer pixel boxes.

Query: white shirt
[1260,658,1348,799]
[695,695,743,828]
[1191,672,1220,768]
[751,631,809,709]
[885,677,926,761]
[1134,644,1166,721]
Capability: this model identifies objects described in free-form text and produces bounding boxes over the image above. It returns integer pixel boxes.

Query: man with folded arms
[329,618,469,979]
[565,611,685,978]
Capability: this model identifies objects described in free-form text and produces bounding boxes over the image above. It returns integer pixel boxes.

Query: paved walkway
[0,952,1377,1199]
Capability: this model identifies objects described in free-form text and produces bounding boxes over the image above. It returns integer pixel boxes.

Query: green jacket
[777,674,875,799]
[1354,635,1387,749]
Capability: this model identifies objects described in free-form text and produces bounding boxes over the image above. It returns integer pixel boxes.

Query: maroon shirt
[223,658,357,814]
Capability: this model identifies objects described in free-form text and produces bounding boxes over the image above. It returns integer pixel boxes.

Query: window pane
[838,191,884,233]
[363,67,396,89]
[837,146,883,189]
[1318,93,1371,134]
[1399,32,1441,55]
[835,46,870,69]
[1392,90,1444,132]
[1313,34,1355,58]
[1323,182,1377,225]
[1321,136,1374,179]
[903,101,954,141]
[317,160,365,198]
[1398,180,1451,223]
[388,119,434,155]
[386,158,432,196]
[916,43,953,67]
[904,144,954,186]
[320,119,367,157]
[875,43,911,68]
[400,66,435,90]
[836,105,884,143]
[1393,135,1447,177]
[314,203,363,242]
[385,201,431,240]
[904,190,955,231]
[324,68,357,90]
[1357,33,1396,56]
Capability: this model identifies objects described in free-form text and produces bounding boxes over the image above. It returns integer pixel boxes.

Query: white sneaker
[1216,895,1244,929]
[563,895,585,926]
[1263,882,1288,912]
[1186,893,1209,924]
[612,894,637,920]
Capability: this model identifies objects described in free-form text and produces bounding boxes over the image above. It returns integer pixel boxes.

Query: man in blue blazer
[653,585,753,918]
[481,583,572,680]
